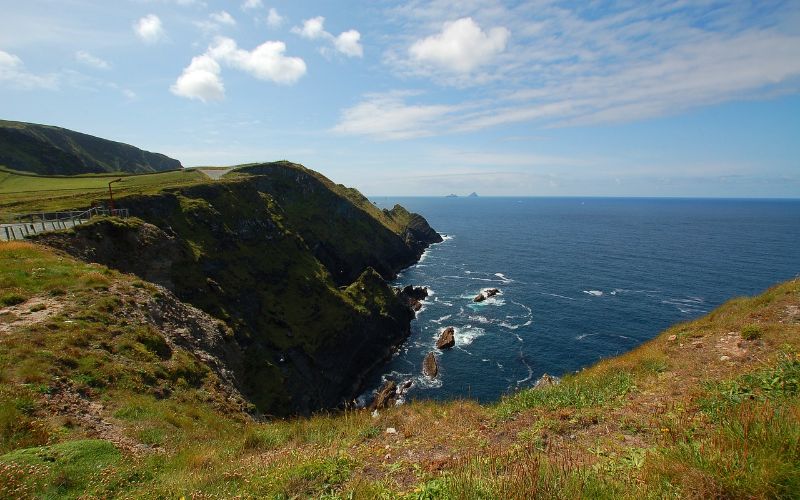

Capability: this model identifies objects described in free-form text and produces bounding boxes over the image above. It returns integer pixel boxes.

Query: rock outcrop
[399,285,429,312]
[423,352,439,377]
[474,288,500,303]
[436,327,455,349]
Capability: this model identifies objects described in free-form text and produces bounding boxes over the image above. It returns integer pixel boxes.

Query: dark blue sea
[360,197,800,405]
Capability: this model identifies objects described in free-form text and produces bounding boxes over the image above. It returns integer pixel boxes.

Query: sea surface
[360,197,800,405]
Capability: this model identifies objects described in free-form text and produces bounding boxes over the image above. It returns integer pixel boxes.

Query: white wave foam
[467,315,491,324]
[500,319,533,330]
[583,290,603,297]
[440,234,454,242]
[431,314,452,324]
[456,327,485,347]
[576,333,600,340]
[537,292,576,301]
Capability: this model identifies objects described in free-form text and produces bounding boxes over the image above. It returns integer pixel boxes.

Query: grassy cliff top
[0,167,210,217]
[1,240,798,498]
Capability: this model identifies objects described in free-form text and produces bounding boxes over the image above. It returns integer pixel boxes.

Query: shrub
[741,324,762,340]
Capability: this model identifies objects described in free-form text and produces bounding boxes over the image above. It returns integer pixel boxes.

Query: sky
[0,0,799,197]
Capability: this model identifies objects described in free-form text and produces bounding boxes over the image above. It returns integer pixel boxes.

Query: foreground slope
[1,242,797,498]
[0,120,182,175]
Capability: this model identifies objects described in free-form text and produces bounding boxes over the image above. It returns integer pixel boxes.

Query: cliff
[34,163,442,415]
[0,119,182,175]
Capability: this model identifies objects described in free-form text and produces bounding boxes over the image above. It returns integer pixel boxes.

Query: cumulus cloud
[134,14,164,44]
[208,37,306,84]
[171,36,306,102]
[292,16,326,40]
[409,17,509,73]
[75,50,110,70]
[334,30,363,58]
[0,50,58,89]
[291,16,363,58]
[170,54,224,102]
[242,0,262,10]
[266,8,284,28]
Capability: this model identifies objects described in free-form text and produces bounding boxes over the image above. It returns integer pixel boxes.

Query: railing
[0,207,129,241]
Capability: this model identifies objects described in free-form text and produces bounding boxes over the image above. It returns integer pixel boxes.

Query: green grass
[0,167,209,216]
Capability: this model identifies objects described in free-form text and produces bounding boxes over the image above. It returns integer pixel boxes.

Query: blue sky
[0,0,798,197]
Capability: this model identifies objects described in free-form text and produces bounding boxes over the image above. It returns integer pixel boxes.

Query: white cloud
[292,16,363,58]
[266,8,284,28]
[170,54,224,102]
[242,0,262,10]
[75,50,110,70]
[210,11,236,27]
[134,14,164,44]
[334,30,363,58]
[292,16,326,40]
[208,37,306,84]
[409,17,509,73]
[332,92,463,139]
[0,50,58,89]
[171,36,306,102]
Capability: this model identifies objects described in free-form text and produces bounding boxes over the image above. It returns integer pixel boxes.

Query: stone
[534,373,559,389]
[371,380,397,410]
[473,288,500,303]
[668,334,677,341]
[436,327,455,349]
[385,427,397,434]
[423,352,439,377]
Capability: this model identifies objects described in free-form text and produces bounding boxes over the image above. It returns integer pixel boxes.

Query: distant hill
[0,119,182,175]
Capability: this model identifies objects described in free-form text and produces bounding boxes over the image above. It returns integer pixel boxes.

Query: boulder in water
[422,352,439,377]
[473,288,500,303]
[436,327,455,349]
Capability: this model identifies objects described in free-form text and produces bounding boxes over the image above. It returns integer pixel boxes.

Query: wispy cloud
[345,1,800,139]
[75,50,110,70]
[0,50,58,90]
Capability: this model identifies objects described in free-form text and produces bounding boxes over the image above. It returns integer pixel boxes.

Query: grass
[1,242,799,496]
[0,166,209,217]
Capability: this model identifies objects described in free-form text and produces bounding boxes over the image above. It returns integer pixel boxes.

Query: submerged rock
[423,352,439,377]
[473,288,500,303]
[436,327,455,349]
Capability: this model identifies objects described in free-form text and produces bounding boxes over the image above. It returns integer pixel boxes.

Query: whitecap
[456,327,485,347]
[537,292,576,301]
[576,333,600,340]
[431,314,452,324]
[583,290,603,297]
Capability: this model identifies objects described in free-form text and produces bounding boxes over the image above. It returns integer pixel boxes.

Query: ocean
[361,197,800,405]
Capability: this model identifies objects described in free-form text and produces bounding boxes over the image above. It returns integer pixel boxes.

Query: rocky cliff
[36,163,441,415]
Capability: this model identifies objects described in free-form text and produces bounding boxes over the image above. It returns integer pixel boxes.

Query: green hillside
[0,120,182,175]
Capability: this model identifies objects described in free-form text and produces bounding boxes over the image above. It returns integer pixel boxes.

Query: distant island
[445,192,479,198]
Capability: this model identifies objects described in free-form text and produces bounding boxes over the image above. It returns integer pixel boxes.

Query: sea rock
[399,285,429,312]
[473,288,500,303]
[371,380,398,410]
[423,352,439,377]
[436,327,455,349]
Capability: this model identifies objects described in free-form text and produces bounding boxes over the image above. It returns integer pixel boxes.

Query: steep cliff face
[233,162,443,285]
[37,164,441,415]
[0,119,182,175]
